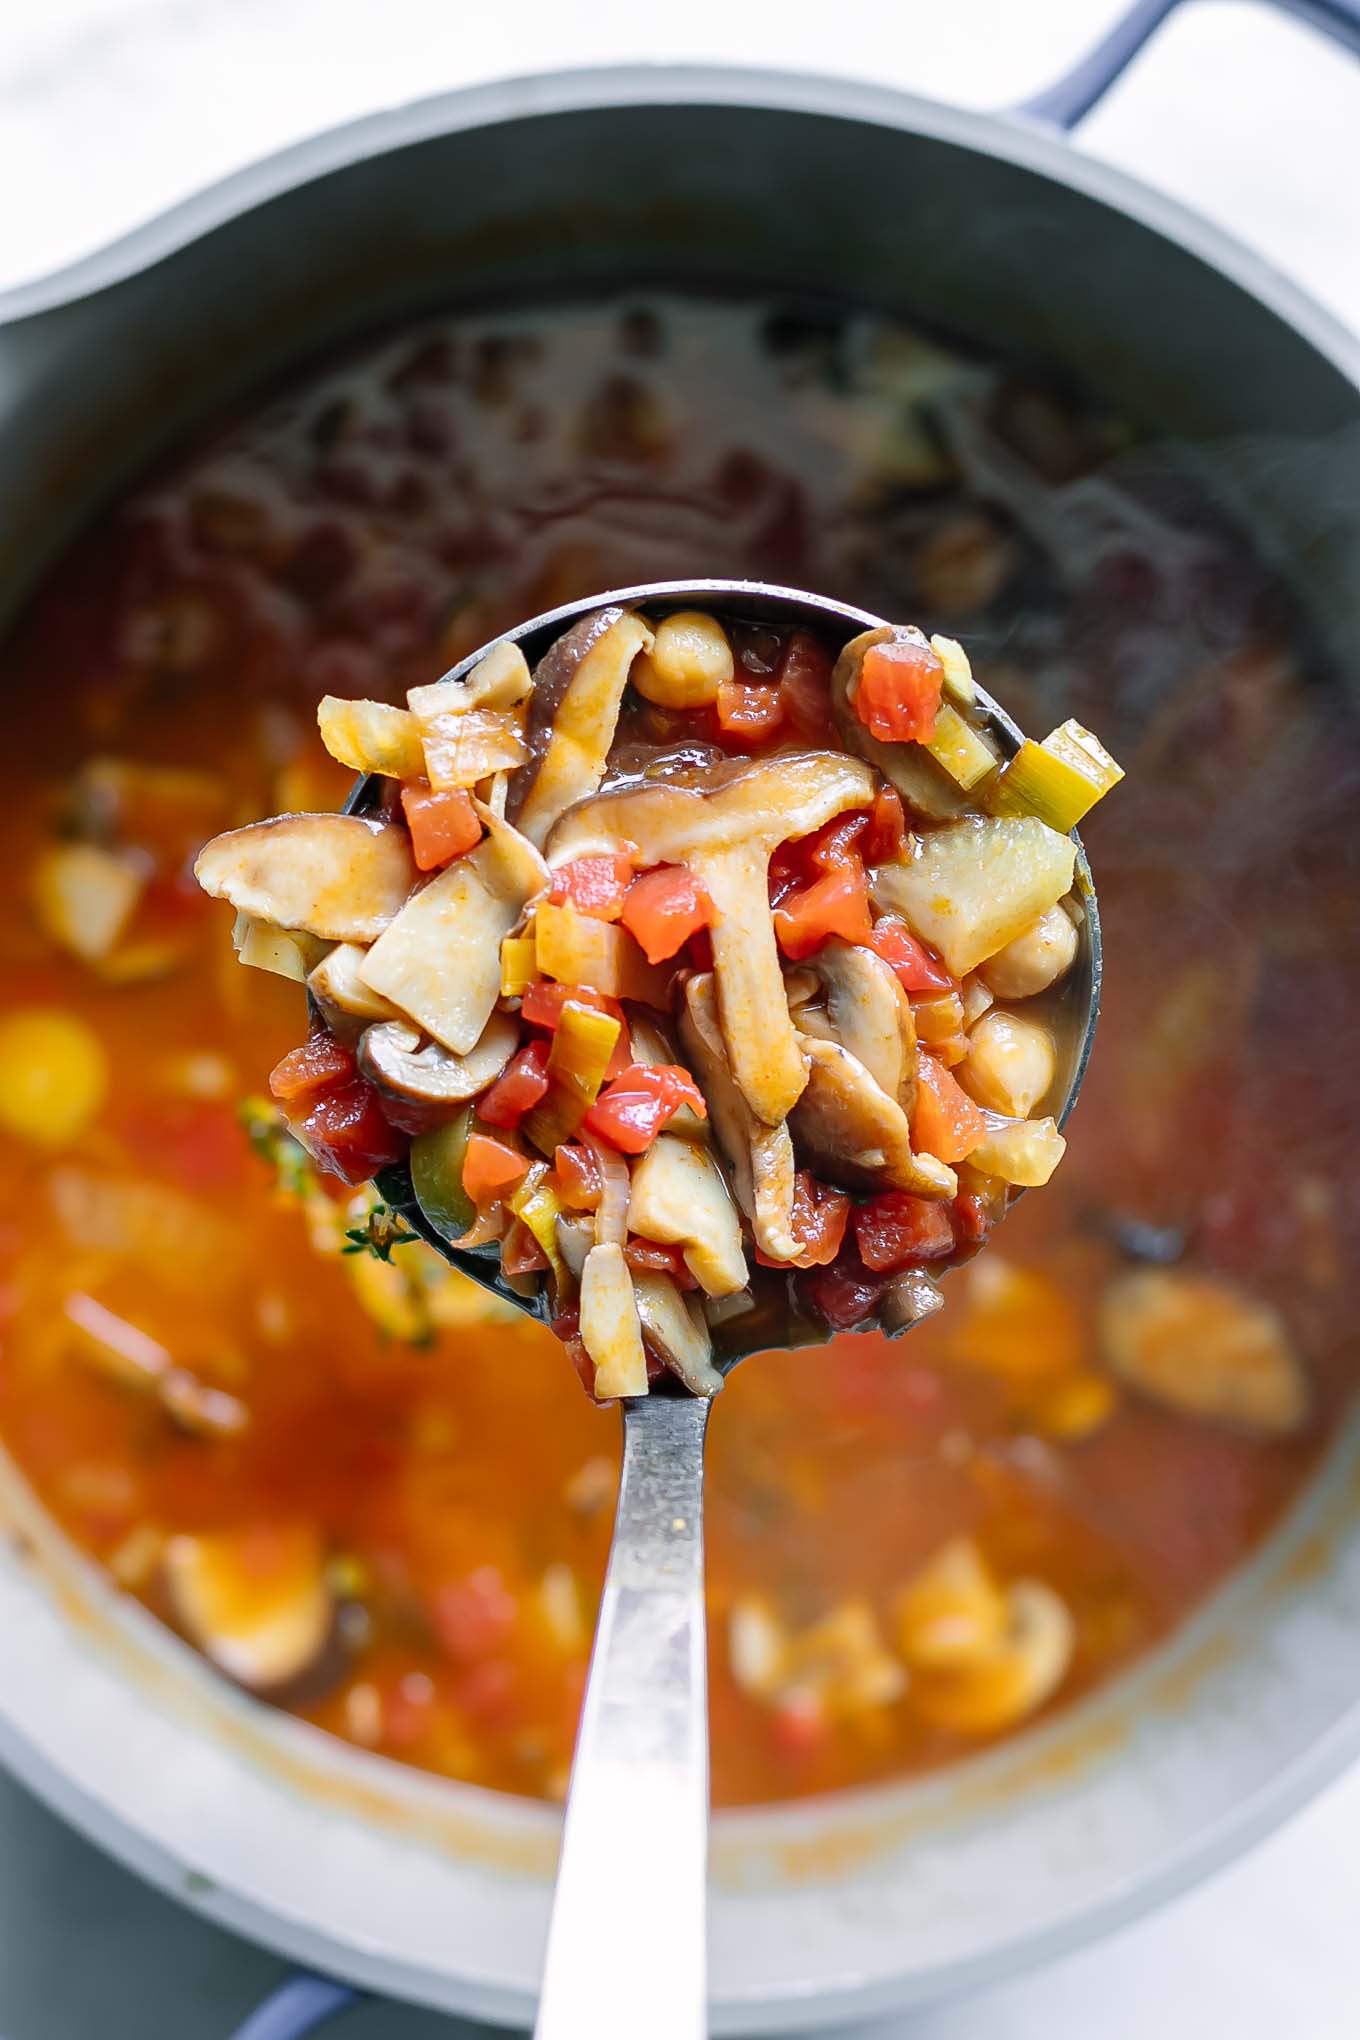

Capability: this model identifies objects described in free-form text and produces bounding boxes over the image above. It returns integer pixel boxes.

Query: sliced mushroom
[790,1034,956,1199]
[549,751,875,1123]
[308,942,404,1040]
[357,802,547,1053]
[832,626,978,821]
[555,1213,594,1281]
[407,638,533,719]
[882,1268,946,1332]
[804,938,917,1113]
[873,816,1076,979]
[1099,1269,1308,1436]
[633,1270,722,1398]
[678,973,799,1262]
[907,1578,1075,1736]
[163,1526,340,1700]
[512,608,655,847]
[357,1012,517,1130]
[195,815,418,942]
[626,1133,747,1297]
[579,1241,649,1399]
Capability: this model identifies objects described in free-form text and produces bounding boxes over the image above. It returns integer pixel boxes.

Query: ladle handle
[534,1391,712,2040]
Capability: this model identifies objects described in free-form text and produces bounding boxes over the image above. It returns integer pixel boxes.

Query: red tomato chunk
[853,1191,956,1272]
[583,1064,707,1154]
[548,852,635,921]
[619,864,716,963]
[400,782,482,870]
[477,1040,551,1128]
[851,637,944,743]
[865,920,955,994]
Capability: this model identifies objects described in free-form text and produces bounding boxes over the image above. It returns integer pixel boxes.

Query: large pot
[4,16,1360,2033]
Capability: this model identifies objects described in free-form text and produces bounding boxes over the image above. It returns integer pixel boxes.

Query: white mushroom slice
[549,751,876,1123]
[163,1526,336,1696]
[579,1241,649,1399]
[316,696,425,778]
[556,1213,594,1281]
[791,1035,956,1200]
[626,1134,747,1297]
[514,608,655,847]
[407,638,533,718]
[308,942,404,1039]
[873,816,1077,978]
[633,1271,723,1397]
[678,973,799,1262]
[1099,1269,1308,1436]
[806,938,917,1112]
[358,803,547,1053]
[195,815,418,942]
[832,625,977,821]
[357,1012,516,1122]
[234,918,332,983]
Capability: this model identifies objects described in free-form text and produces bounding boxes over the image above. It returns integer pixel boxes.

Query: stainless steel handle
[535,1391,712,2040]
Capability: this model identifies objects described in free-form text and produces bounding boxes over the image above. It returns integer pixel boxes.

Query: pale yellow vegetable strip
[508,1163,566,1281]
[579,1242,648,1399]
[316,697,426,779]
[921,703,999,792]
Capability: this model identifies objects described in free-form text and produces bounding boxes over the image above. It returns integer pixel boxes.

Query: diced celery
[500,933,539,998]
[409,1108,475,1243]
[921,703,999,791]
[988,720,1124,832]
[508,1163,565,1279]
[929,634,976,709]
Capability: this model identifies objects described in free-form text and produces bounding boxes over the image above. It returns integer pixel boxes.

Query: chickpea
[632,609,733,708]
[959,1009,1057,1119]
[980,902,1077,1000]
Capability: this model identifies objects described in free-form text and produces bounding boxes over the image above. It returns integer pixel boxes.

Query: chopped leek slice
[409,1108,476,1243]
[988,720,1124,832]
[929,634,976,709]
[921,704,998,792]
[508,1162,565,1279]
[523,1000,622,1156]
[500,933,539,999]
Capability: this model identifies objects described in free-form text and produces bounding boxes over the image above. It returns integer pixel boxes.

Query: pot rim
[2,58,1359,401]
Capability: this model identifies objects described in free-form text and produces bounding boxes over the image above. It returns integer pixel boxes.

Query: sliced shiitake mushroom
[308,942,404,1039]
[678,973,799,1262]
[357,1012,517,1131]
[790,1035,956,1199]
[626,1133,747,1297]
[802,938,917,1114]
[633,1270,722,1398]
[195,814,418,942]
[550,751,875,1124]
[512,608,655,847]
[358,802,547,1053]
[163,1525,343,1702]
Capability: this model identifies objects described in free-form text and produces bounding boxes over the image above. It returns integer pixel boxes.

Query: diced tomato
[432,1566,517,1664]
[774,863,872,960]
[502,1218,550,1276]
[911,1053,988,1164]
[400,782,482,870]
[552,1141,603,1211]
[953,1189,999,1247]
[865,919,956,994]
[583,1063,707,1154]
[853,1190,956,1272]
[619,864,716,964]
[806,811,868,875]
[716,677,785,746]
[863,787,906,863]
[268,1030,356,1104]
[289,1080,405,1185]
[851,637,944,743]
[624,1237,700,1289]
[552,1306,594,1395]
[548,852,635,921]
[476,1039,551,1129]
[462,1132,530,1204]
[777,632,835,742]
[687,926,715,973]
[757,1170,849,1269]
[799,1246,889,1332]
[521,980,626,1034]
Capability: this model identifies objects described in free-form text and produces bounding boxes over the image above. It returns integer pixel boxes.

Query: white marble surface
[2,3,1360,2035]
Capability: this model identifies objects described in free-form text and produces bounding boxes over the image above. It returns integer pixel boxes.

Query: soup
[0,295,1352,1808]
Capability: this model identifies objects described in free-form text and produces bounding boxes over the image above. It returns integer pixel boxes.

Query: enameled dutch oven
[3,4,1360,2029]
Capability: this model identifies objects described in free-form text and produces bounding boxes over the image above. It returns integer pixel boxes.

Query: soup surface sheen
[0,296,1354,1807]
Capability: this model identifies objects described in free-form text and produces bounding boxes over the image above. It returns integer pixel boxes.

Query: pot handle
[1020,0,1360,129]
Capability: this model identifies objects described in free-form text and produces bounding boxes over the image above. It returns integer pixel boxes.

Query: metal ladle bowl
[342,580,1103,2040]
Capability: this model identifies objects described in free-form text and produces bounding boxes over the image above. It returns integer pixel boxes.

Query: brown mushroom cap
[357,1012,517,1131]
[194,814,418,942]
[801,938,918,1115]
[511,608,655,847]
[789,1034,956,1199]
